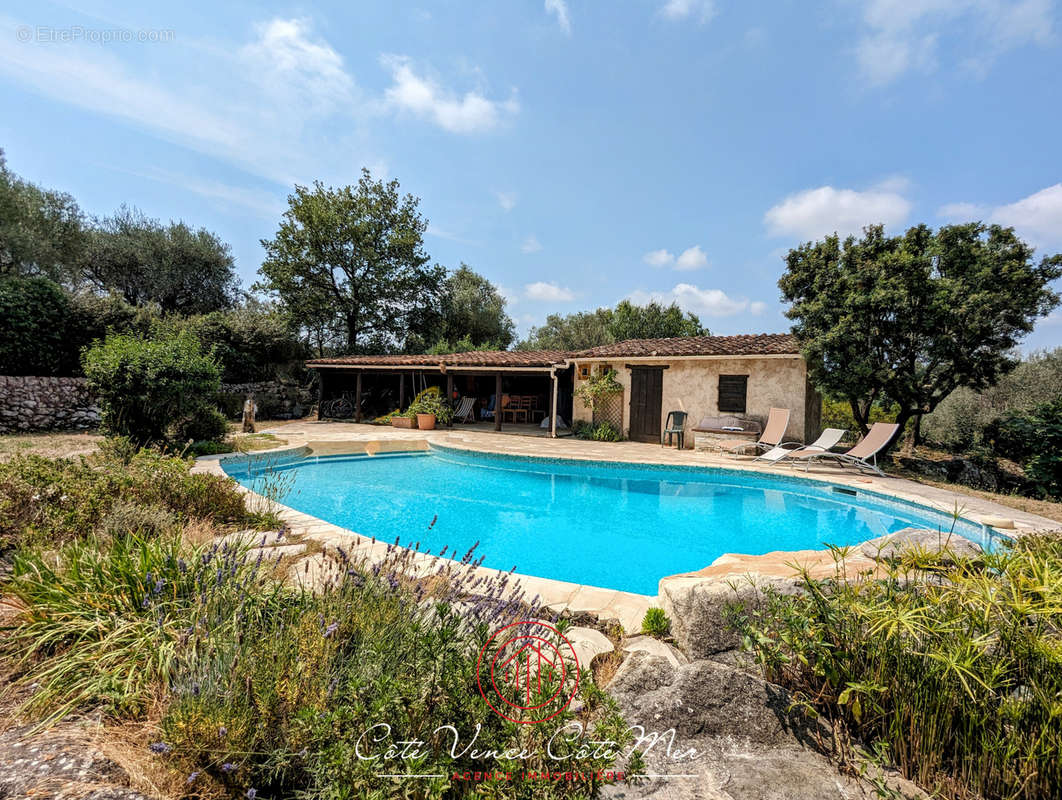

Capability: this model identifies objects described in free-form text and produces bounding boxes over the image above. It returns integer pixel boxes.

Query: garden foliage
[730,535,1062,800]
[82,331,226,446]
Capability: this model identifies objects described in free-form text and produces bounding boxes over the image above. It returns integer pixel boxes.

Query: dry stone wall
[0,376,314,433]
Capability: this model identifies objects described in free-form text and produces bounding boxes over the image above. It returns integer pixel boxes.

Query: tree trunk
[889,409,914,457]
[849,398,871,437]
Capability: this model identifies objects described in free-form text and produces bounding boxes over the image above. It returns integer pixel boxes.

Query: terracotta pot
[391,416,416,429]
[416,413,437,430]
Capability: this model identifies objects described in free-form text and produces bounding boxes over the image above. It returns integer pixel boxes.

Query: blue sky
[2,1,1061,347]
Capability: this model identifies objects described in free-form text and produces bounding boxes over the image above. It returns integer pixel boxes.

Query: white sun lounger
[793,422,901,476]
[755,427,847,465]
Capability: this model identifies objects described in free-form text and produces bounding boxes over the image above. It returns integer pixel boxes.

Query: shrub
[157,545,631,799]
[0,276,77,375]
[4,530,282,720]
[573,420,622,442]
[0,446,255,552]
[82,331,223,446]
[641,607,670,637]
[172,406,229,445]
[923,349,1062,453]
[729,535,1062,800]
[988,399,1062,498]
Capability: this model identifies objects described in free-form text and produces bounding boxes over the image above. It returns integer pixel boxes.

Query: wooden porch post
[495,373,503,431]
[398,373,405,410]
[354,371,362,423]
[549,370,559,438]
[316,369,326,419]
[446,373,454,427]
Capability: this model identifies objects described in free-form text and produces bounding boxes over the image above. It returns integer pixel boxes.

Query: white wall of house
[572,355,820,445]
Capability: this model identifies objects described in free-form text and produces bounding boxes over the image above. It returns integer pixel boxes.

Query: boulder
[566,625,614,670]
[603,651,924,800]
[659,573,803,659]
[659,550,879,660]
[860,528,983,562]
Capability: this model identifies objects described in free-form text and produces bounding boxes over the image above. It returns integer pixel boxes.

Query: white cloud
[545,0,572,34]
[659,0,718,23]
[240,18,354,113]
[629,284,763,317]
[853,0,1055,86]
[643,248,675,267]
[764,181,912,240]
[117,166,286,220]
[382,55,519,134]
[675,245,709,270]
[0,16,380,186]
[495,190,518,211]
[525,281,574,302]
[939,183,1062,246]
[521,235,543,253]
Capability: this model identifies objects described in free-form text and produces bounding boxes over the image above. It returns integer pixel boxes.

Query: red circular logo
[476,620,580,724]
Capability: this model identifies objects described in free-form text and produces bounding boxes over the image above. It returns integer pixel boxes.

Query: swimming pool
[222,444,991,596]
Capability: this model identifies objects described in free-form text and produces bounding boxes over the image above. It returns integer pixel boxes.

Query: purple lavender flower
[148,742,171,754]
[221,762,237,773]
[246,789,257,799]
[186,771,200,784]
[323,621,339,638]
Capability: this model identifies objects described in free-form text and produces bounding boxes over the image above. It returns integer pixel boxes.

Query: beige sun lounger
[755,427,847,464]
[792,422,900,476]
[718,407,790,455]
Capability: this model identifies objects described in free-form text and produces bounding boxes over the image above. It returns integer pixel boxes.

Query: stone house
[306,333,820,447]
[568,334,820,445]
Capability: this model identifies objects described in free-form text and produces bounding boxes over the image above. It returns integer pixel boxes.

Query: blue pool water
[222,445,991,595]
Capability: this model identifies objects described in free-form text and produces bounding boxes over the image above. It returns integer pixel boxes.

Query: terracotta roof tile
[571,334,800,359]
[307,334,800,369]
[307,350,568,368]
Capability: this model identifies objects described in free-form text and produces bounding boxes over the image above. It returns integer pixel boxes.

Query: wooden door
[628,367,664,442]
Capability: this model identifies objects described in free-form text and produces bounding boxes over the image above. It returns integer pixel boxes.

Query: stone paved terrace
[195,420,1061,632]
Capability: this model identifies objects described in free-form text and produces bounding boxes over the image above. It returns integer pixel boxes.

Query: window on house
[718,375,748,413]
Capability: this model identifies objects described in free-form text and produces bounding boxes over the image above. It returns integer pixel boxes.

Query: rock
[603,652,924,800]
[565,625,614,670]
[659,550,879,660]
[659,573,802,659]
[0,724,153,800]
[622,635,688,668]
[860,528,983,562]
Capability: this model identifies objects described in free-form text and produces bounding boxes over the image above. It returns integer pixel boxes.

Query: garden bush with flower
[1,448,633,799]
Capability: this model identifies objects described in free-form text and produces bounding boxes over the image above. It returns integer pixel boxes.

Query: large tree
[82,206,238,314]
[518,300,708,351]
[257,170,445,353]
[610,299,708,340]
[780,223,1062,445]
[518,308,615,351]
[429,264,515,351]
[0,149,86,282]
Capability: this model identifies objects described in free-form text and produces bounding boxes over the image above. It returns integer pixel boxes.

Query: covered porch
[308,351,575,437]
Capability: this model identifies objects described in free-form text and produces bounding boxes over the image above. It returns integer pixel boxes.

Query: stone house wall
[572,356,820,445]
[0,376,314,433]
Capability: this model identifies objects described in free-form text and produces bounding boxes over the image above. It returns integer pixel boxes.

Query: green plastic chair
[661,411,687,449]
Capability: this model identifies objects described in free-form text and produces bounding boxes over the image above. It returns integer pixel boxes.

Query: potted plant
[390,410,416,429]
[407,390,452,431]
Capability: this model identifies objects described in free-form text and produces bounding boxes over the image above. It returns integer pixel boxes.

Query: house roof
[572,333,800,359]
[306,334,800,370]
[307,349,568,369]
